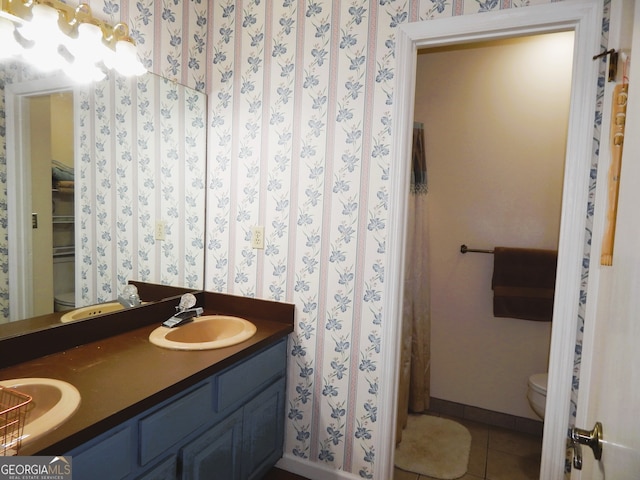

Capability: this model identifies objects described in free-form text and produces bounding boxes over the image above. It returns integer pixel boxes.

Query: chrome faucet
[118,284,142,308]
[161,293,203,328]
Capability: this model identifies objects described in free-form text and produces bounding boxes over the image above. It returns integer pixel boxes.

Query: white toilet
[527,373,548,419]
[54,292,76,312]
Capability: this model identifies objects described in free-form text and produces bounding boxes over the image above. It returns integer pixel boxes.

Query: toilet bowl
[527,373,548,419]
[54,292,76,312]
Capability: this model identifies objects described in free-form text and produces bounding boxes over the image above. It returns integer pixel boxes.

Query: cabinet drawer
[139,383,213,465]
[72,426,134,480]
[216,340,286,412]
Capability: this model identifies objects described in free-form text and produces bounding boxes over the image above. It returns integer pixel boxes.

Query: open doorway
[380,3,603,479]
[395,31,574,480]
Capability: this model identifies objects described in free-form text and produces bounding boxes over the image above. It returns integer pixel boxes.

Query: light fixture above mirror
[0,0,145,81]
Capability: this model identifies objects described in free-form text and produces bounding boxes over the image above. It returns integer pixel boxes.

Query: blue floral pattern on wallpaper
[201,0,605,477]
[0,76,7,318]
[76,73,206,303]
[0,2,208,311]
[0,0,609,478]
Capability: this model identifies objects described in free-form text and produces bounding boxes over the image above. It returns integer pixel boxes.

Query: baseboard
[276,453,361,480]
[427,397,544,437]
[275,401,543,480]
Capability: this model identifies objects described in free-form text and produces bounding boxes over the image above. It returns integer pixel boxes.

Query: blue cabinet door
[180,409,243,480]
[138,455,177,480]
[71,426,135,480]
[242,378,286,480]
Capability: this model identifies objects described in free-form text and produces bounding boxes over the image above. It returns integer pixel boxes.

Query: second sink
[149,315,257,350]
[0,378,81,451]
[60,302,125,323]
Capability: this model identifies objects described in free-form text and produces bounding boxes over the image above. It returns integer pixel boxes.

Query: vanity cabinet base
[68,339,287,480]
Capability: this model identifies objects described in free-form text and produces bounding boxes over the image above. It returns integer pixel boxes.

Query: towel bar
[460,244,494,254]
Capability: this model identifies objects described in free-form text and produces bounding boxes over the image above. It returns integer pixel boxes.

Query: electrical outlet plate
[251,226,264,249]
[155,220,166,241]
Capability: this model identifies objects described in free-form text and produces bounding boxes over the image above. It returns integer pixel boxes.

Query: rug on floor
[395,414,471,480]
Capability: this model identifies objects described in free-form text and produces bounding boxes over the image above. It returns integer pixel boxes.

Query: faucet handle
[118,284,141,308]
[178,293,197,311]
[122,284,139,298]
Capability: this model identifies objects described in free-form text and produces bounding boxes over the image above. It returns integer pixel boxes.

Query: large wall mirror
[1,60,207,331]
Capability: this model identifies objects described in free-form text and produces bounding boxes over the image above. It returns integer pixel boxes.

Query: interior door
[572,1,640,477]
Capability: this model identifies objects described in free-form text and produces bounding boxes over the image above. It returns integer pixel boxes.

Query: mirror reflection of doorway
[29,91,75,316]
[6,81,76,320]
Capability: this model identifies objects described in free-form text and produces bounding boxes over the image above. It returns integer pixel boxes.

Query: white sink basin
[149,315,257,350]
[60,302,125,323]
[0,378,81,452]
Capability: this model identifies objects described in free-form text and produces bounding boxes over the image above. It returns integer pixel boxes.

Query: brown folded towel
[491,247,557,321]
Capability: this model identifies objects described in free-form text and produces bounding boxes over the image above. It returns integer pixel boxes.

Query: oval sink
[60,302,125,323]
[149,315,257,350]
[0,378,81,451]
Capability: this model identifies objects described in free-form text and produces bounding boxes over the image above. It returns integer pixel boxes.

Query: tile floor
[394,415,542,480]
[266,414,542,480]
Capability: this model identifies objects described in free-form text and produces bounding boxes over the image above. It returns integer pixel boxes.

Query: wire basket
[0,386,32,456]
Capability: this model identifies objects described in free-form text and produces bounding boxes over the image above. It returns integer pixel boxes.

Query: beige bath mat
[395,414,471,479]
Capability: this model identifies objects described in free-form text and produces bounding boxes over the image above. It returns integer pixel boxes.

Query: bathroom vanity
[68,339,286,479]
[0,283,294,479]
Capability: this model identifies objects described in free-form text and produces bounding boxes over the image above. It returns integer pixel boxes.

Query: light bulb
[63,22,109,82]
[71,23,111,61]
[75,23,103,53]
[17,4,62,42]
[110,39,146,76]
[17,4,68,72]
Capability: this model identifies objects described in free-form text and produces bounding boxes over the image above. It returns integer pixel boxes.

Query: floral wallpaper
[0,0,608,478]
[76,73,207,304]
[0,66,207,312]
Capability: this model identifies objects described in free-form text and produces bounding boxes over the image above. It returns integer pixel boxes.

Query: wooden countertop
[0,288,294,456]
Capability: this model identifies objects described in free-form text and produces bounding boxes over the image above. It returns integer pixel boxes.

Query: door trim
[572,0,637,477]
[6,75,76,321]
[379,2,603,479]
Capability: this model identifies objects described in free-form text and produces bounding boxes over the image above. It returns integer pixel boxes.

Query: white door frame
[379,2,603,479]
[572,0,637,477]
[6,75,75,321]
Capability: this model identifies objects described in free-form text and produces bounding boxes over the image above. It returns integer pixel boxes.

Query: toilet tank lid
[529,373,548,393]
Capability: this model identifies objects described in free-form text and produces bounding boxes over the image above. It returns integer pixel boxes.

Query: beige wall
[50,92,74,168]
[415,32,574,419]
